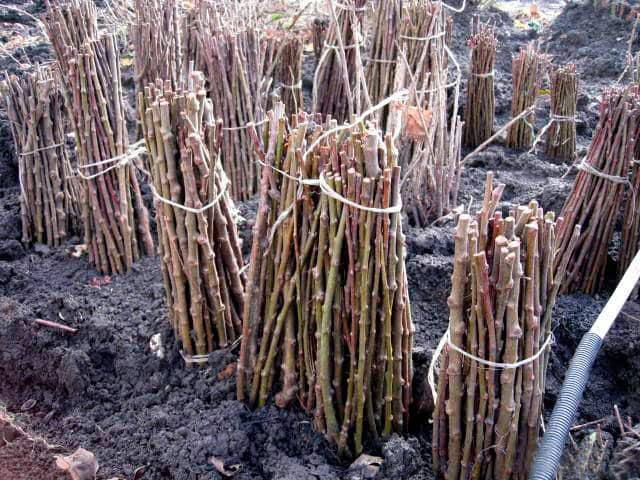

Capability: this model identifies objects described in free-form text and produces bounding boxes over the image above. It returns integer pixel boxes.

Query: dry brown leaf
[209,456,241,477]
[217,363,237,381]
[55,448,98,480]
[403,106,432,140]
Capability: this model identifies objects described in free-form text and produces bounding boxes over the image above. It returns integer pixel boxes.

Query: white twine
[19,142,64,156]
[318,170,403,213]
[222,118,268,131]
[76,140,147,180]
[471,70,494,78]
[399,31,446,42]
[334,1,367,12]
[428,327,555,404]
[577,160,629,185]
[262,90,409,244]
[550,113,576,122]
[280,80,302,89]
[179,349,211,365]
[149,171,229,214]
[441,0,467,13]
[324,41,359,50]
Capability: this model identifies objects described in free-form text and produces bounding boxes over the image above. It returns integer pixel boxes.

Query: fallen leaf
[529,3,539,18]
[209,456,241,477]
[69,244,87,258]
[132,465,147,479]
[402,106,432,140]
[55,448,99,480]
[347,454,383,479]
[20,399,37,411]
[217,363,237,381]
[103,276,112,285]
[89,277,101,289]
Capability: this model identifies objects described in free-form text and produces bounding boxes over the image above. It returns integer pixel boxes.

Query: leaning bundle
[391,0,461,227]
[612,85,640,281]
[556,85,640,293]
[544,64,578,162]
[199,14,269,201]
[433,173,580,480]
[238,106,413,458]
[312,0,367,122]
[131,0,183,95]
[1,66,81,246]
[507,46,546,150]
[140,72,246,358]
[46,7,154,274]
[463,19,497,149]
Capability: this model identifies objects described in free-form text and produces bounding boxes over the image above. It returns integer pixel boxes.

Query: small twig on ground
[34,318,78,334]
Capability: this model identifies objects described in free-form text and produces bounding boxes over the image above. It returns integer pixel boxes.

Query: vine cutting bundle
[45,1,154,274]
[557,84,640,293]
[140,72,246,357]
[507,45,547,150]
[312,0,367,122]
[392,0,461,227]
[237,105,413,458]
[1,66,81,247]
[433,173,581,480]
[544,64,578,162]
[463,19,497,149]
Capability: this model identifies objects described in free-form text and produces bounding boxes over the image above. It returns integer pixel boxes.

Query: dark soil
[1,1,639,479]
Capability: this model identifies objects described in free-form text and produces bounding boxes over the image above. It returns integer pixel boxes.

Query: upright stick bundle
[556,85,640,293]
[392,0,461,227]
[264,31,305,114]
[198,14,269,201]
[312,0,367,122]
[365,0,401,127]
[1,66,81,246]
[131,0,183,95]
[45,1,154,274]
[433,174,580,480]
[507,46,546,150]
[140,73,246,357]
[544,64,578,162]
[463,20,497,149]
[238,106,413,457]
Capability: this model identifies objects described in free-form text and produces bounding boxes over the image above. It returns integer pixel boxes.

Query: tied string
[471,70,495,78]
[399,30,446,42]
[334,1,367,12]
[19,142,64,156]
[260,90,409,247]
[222,117,268,131]
[577,159,630,185]
[324,41,359,50]
[179,350,210,365]
[76,139,146,180]
[428,327,555,404]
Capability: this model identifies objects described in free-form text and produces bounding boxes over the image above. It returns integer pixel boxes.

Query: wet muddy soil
[0,1,639,479]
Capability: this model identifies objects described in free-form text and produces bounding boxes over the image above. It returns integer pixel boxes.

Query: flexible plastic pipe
[529,249,640,480]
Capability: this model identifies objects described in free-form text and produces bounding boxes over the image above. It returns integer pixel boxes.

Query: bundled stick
[312,0,368,122]
[432,173,581,480]
[46,0,154,274]
[391,0,461,227]
[507,45,546,150]
[131,0,183,95]
[140,72,246,357]
[544,64,578,162]
[364,0,401,127]
[264,30,305,114]
[556,85,640,293]
[463,19,497,149]
[1,66,81,246]
[197,10,270,201]
[237,106,413,458]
